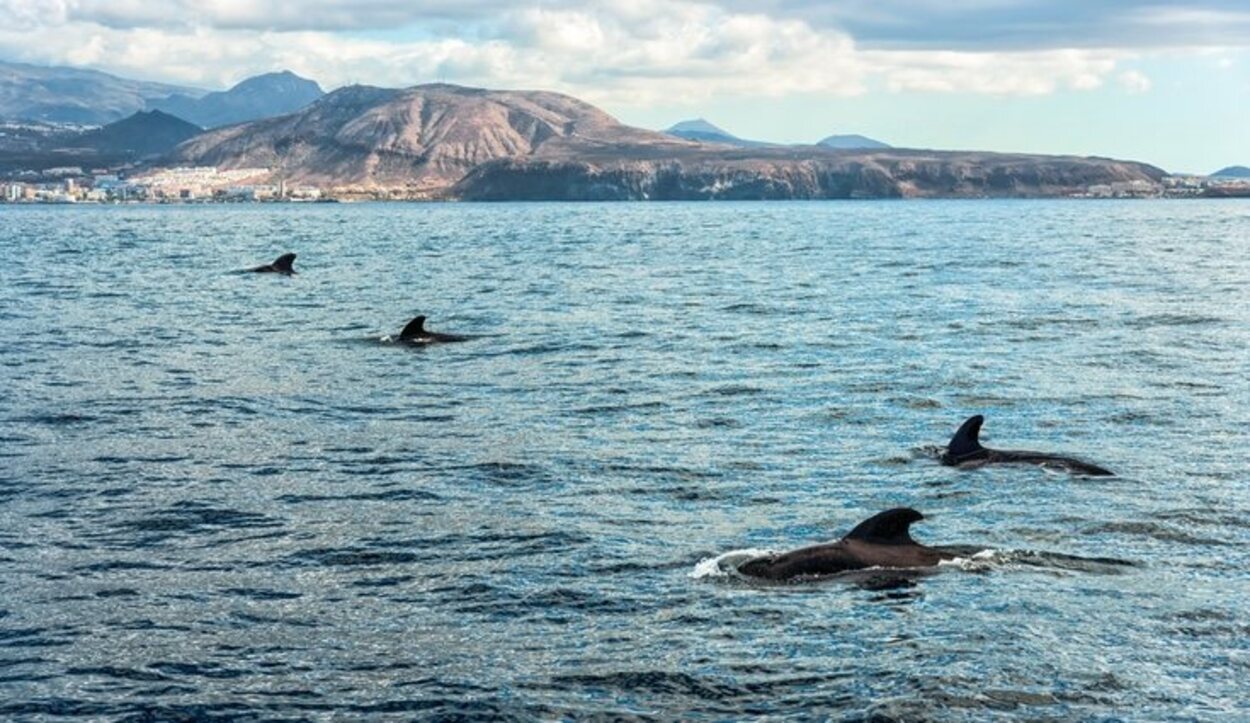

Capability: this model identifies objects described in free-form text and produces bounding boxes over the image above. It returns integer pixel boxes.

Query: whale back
[400,315,427,340]
[946,415,986,461]
[842,508,923,546]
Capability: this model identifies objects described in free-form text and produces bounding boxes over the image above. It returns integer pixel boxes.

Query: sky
[1,0,1247,172]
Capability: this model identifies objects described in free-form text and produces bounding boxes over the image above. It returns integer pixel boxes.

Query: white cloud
[0,0,1172,106]
[867,49,1123,95]
[1117,69,1152,93]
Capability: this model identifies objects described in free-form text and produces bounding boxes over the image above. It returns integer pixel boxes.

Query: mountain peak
[150,70,325,128]
[666,118,732,136]
[818,134,892,150]
[1210,165,1249,178]
[230,70,323,95]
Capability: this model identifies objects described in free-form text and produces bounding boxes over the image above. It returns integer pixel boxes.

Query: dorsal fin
[400,315,427,339]
[271,253,296,273]
[947,415,985,461]
[842,508,923,545]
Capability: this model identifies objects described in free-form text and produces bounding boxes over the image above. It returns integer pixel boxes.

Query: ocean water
[1,200,1247,721]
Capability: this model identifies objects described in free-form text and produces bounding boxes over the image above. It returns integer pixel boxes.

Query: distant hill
[78,110,202,157]
[168,81,1165,200]
[1210,165,1250,178]
[150,71,324,128]
[0,110,203,172]
[0,60,203,125]
[172,83,679,189]
[818,134,892,150]
[664,119,773,147]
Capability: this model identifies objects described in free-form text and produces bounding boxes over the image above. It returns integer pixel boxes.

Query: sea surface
[1,200,1248,721]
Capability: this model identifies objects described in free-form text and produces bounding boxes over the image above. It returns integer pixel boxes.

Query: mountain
[665,119,773,147]
[170,81,1165,200]
[818,134,891,149]
[171,83,682,189]
[149,71,324,128]
[77,110,202,157]
[1210,165,1250,178]
[0,60,203,125]
[0,110,204,172]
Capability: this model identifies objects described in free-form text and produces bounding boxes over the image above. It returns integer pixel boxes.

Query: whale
[251,253,297,275]
[738,508,953,581]
[399,315,469,344]
[940,414,1113,476]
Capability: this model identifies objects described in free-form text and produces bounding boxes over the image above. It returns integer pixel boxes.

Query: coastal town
[3,164,1247,204]
[2,166,330,204]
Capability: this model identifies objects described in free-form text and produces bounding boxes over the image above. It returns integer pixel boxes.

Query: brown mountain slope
[171,82,1166,199]
[170,83,690,190]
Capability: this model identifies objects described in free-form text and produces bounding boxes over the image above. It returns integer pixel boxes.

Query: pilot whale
[941,414,1113,476]
[738,508,953,581]
[251,253,297,275]
[399,315,469,344]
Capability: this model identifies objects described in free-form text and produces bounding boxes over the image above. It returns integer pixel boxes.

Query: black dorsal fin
[272,253,296,273]
[400,315,427,339]
[946,415,985,461]
[842,508,923,545]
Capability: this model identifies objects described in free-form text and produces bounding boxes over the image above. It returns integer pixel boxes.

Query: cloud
[713,0,1250,51]
[0,0,1211,105]
[866,49,1125,95]
[1117,69,1153,93]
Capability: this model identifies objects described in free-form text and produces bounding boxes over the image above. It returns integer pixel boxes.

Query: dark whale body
[251,253,297,275]
[399,315,469,344]
[738,508,953,581]
[940,414,1113,476]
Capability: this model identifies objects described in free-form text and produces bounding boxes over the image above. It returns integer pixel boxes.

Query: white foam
[937,549,1001,570]
[689,548,777,579]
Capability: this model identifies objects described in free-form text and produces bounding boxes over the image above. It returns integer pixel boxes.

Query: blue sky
[1,1,1246,172]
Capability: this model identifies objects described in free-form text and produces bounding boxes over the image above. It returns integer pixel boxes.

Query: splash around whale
[940,414,1114,476]
[731,508,956,582]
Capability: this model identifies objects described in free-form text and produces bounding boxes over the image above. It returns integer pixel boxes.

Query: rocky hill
[170,81,1166,199]
[150,71,324,128]
[454,148,1167,200]
[171,83,684,190]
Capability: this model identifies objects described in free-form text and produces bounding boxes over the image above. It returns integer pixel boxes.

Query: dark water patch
[1124,313,1225,328]
[286,548,425,568]
[700,384,764,397]
[116,501,282,542]
[623,483,730,502]
[221,587,302,601]
[350,575,415,588]
[277,488,441,504]
[94,588,141,598]
[449,585,645,620]
[9,412,98,426]
[66,665,173,683]
[92,454,192,465]
[450,461,558,488]
[572,400,669,415]
[1083,520,1228,546]
[999,549,1139,573]
[694,416,742,428]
